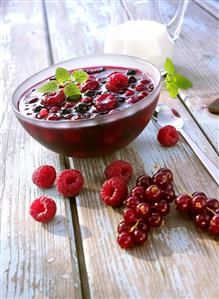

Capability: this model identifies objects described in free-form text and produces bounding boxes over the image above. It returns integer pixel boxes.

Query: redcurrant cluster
[117,168,176,249]
[175,193,219,236]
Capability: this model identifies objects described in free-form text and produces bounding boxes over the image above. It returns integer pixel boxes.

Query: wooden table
[1,1,218,298]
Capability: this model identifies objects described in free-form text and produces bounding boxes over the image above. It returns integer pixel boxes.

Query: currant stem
[206,207,216,215]
[130,219,140,232]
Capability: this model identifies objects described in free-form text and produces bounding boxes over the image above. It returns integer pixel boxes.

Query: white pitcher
[104,0,189,69]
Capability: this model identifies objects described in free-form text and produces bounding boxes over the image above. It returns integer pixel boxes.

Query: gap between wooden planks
[43,0,219,297]
[0,1,82,298]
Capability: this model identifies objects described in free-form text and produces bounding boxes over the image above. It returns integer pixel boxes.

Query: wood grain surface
[1,0,219,298]
[193,0,219,19]
[45,0,219,298]
[0,1,81,298]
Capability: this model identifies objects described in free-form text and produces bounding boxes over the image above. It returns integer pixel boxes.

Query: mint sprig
[72,70,89,83]
[55,67,70,84]
[37,67,88,99]
[164,57,192,98]
[37,81,58,94]
[64,83,81,100]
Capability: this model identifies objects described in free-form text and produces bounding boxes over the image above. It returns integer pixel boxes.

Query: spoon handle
[179,129,219,185]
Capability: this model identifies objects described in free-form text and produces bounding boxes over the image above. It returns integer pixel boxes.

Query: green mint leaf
[72,70,89,83]
[37,81,58,94]
[55,67,70,84]
[164,57,175,75]
[174,73,193,90]
[166,81,178,98]
[64,82,81,100]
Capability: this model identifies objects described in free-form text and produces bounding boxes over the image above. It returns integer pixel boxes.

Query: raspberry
[56,169,84,197]
[42,89,65,107]
[100,177,128,206]
[95,93,118,112]
[106,73,129,92]
[32,165,56,188]
[157,125,179,147]
[29,195,57,223]
[104,160,133,182]
[81,79,99,93]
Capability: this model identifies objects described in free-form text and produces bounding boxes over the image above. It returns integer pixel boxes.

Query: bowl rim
[12,53,161,127]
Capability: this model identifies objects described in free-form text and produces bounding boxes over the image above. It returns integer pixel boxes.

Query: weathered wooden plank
[70,88,219,299]
[193,0,219,19]
[0,1,81,298]
[45,0,219,298]
[171,0,219,150]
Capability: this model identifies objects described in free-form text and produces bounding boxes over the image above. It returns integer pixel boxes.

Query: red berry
[192,192,207,198]
[140,78,151,84]
[100,177,128,206]
[117,221,130,234]
[145,185,162,204]
[135,203,150,219]
[152,172,169,189]
[157,168,173,183]
[50,106,60,113]
[135,83,145,91]
[136,175,152,189]
[164,189,176,203]
[131,186,146,202]
[29,195,57,223]
[138,222,150,233]
[42,89,65,107]
[175,194,192,213]
[104,160,133,182]
[56,169,84,197]
[125,89,134,96]
[95,93,118,112]
[39,108,48,118]
[125,196,140,209]
[190,195,207,214]
[81,79,99,92]
[206,198,219,211]
[32,165,56,188]
[154,200,170,216]
[123,208,138,224]
[148,213,163,228]
[133,229,148,245]
[209,214,219,236]
[106,73,129,92]
[80,97,93,104]
[157,125,179,147]
[195,214,211,230]
[126,96,141,104]
[117,232,134,249]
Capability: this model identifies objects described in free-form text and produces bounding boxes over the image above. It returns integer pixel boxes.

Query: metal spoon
[152,104,219,185]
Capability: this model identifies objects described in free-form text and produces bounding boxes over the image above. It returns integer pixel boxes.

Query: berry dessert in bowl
[12,54,161,157]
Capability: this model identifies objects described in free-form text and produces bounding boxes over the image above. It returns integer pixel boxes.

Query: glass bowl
[12,54,161,157]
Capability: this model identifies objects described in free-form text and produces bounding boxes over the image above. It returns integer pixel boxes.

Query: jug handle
[157,0,189,42]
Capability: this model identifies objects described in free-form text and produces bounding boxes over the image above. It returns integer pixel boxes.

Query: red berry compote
[17,65,160,157]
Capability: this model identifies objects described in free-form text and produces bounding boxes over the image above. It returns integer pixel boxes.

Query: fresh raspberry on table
[80,79,99,93]
[104,160,133,182]
[41,89,65,107]
[157,125,179,147]
[100,177,128,206]
[29,195,57,223]
[56,169,84,197]
[95,93,118,112]
[106,73,129,92]
[32,165,56,188]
